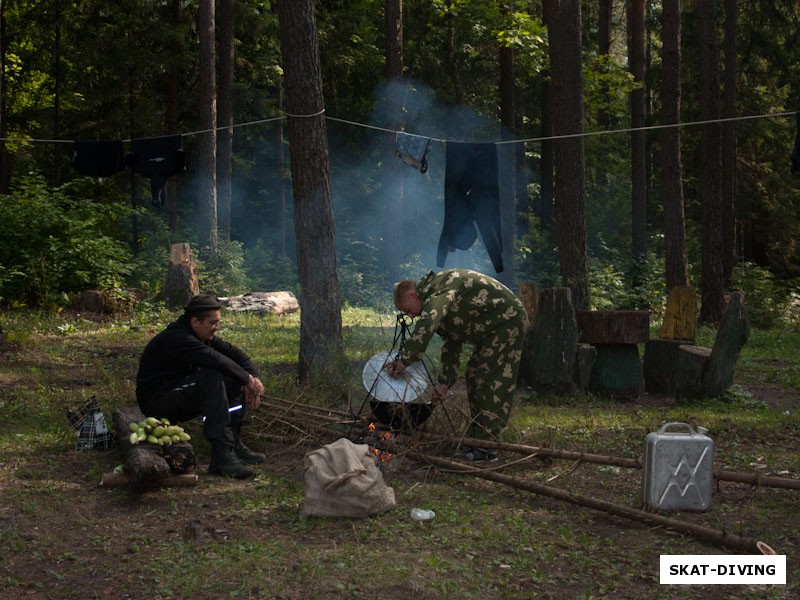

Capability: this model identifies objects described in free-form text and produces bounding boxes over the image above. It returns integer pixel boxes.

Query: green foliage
[196,240,250,297]
[731,261,800,329]
[0,175,133,308]
[243,241,299,296]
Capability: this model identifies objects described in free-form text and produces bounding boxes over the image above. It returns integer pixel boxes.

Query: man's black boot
[234,440,266,465]
[209,443,256,479]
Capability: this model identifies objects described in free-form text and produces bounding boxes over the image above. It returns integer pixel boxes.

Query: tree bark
[661,0,689,290]
[167,0,181,231]
[217,0,235,242]
[383,0,404,285]
[628,0,647,257]
[544,0,589,310]
[697,0,725,323]
[499,21,516,287]
[278,0,343,383]
[539,74,554,229]
[0,0,9,194]
[722,0,738,287]
[197,0,218,252]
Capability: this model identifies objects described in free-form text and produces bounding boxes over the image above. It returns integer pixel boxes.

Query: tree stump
[660,285,697,341]
[576,310,649,399]
[642,339,684,393]
[161,242,200,309]
[113,406,197,492]
[676,292,750,401]
[519,287,577,392]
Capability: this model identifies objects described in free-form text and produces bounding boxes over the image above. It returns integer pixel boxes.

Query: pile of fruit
[128,416,191,446]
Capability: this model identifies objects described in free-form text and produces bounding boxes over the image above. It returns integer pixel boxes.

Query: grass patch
[0,306,797,599]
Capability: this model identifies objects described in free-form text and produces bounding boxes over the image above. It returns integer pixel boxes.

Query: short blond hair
[393,280,417,308]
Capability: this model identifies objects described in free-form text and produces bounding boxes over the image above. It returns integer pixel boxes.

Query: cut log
[660,285,697,341]
[576,310,650,345]
[642,338,686,393]
[113,405,197,492]
[675,292,750,401]
[161,242,200,309]
[518,287,577,392]
[573,343,597,389]
[517,283,540,325]
[589,344,644,399]
[220,291,300,315]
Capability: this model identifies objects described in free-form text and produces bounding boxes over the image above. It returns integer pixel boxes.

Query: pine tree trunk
[722,0,738,287]
[661,0,689,290]
[629,0,647,258]
[197,0,218,252]
[217,0,235,242]
[544,0,589,310]
[278,0,343,383]
[697,0,725,323]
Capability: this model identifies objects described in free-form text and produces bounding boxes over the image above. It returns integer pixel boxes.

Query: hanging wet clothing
[792,112,800,174]
[71,140,126,178]
[437,142,504,273]
[395,132,433,173]
[127,135,186,207]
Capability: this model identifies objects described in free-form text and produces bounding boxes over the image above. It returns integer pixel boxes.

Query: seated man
[136,294,266,479]
[386,269,527,461]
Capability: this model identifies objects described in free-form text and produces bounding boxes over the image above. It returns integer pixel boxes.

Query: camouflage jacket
[399,269,526,386]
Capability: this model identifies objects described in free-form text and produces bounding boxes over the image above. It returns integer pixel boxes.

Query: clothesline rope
[0,108,796,146]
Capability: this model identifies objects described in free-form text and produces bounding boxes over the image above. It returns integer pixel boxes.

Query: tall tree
[278,0,343,383]
[383,0,403,284]
[0,0,8,194]
[628,0,647,257]
[543,0,589,310]
[217,0,235,242]
[167,0,182,231]
[697,0,725,322]
[197,0,218,252]
[499,6,516,287]
[660,0,689,290]
[721,0,738,286]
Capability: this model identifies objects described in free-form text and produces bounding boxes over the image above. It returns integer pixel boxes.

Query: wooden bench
[675,291,750,401]
[643,286,697,393]
[576,310,650,398]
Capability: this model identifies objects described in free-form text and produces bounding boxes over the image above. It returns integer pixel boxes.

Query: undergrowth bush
[0,174,133,308]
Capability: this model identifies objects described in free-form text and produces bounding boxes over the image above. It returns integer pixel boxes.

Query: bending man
[386,269,527,461]
[136,294,265,479]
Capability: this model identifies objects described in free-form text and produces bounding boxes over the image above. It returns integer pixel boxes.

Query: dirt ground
[0,331,797,600]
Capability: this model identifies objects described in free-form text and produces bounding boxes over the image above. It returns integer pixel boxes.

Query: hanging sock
[71,140,126,178]
[437,142,504,273]
[127,135,187,207]
[395,132,433,173]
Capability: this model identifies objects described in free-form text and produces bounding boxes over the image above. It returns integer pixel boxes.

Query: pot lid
[362,350,430,404]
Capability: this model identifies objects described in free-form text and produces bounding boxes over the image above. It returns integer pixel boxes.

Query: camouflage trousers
[464,314,527,440]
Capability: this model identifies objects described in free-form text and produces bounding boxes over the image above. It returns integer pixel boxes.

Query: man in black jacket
[136,294,266,479]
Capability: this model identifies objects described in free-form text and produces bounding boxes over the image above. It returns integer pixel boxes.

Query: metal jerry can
[642,422,714,512]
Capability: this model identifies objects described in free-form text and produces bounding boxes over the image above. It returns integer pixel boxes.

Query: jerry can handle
[656,422,697,435]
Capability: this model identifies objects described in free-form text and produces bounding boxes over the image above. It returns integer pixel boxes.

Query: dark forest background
[1,0,799,330]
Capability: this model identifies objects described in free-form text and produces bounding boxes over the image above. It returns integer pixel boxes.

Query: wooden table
[576,310,650,399]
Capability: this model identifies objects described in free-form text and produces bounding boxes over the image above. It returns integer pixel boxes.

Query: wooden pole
[413,451,773,554]
[403,430,800,491]
[100,472,199,488]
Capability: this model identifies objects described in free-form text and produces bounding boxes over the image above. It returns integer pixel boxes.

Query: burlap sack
[300,437,396,518]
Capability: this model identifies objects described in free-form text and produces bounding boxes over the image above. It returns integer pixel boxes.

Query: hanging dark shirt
[437,142,504,273]
[127,135,187,207]
[71,140,126,178]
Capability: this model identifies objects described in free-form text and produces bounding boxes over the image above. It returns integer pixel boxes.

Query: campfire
[363,422,396,464]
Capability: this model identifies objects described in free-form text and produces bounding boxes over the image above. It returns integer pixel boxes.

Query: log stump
[113,406,197,492]
[642,339,684,393]
[660,286,697,341]
[519,287,578,392]
[676,292,750,401]
[576,310,650,399]
[161,242,200,309]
